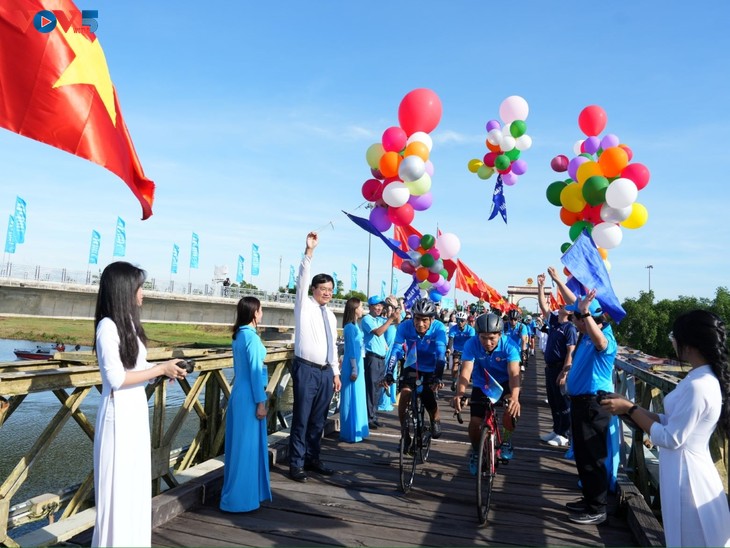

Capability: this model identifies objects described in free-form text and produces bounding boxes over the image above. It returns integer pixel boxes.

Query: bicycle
[398,375,433,493]
[475,397,511,526]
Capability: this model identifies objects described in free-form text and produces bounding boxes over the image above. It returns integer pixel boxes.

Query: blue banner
[14,197,26,244]
[288,265,295,289]
[89,230,101,265]
[332,271,339,295]
[4,216,16,254]
[391,271,398,295]
[251,243,260,276]
[482,370,504,404]
[488,175,507,224]
[403,279,420,310]
[351,263,357,291]
[171,244,179,274]
[380,280,386,301]
[343,211,411,261]
[236,255,244,283]
[190,232,199,268]
[113,217,126,257]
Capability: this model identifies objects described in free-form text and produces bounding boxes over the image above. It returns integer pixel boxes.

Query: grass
[0,316,233,348]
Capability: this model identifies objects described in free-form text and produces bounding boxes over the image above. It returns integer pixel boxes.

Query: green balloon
[582,175,609,206]
[420,234,435,250]
[477,164,494,180]
[546,181,567,206]
[420,253,435,268]
[505,148,521,161]
[569,221,593,241]
[510,120,527,138]
[440,269,448,278]
[580,153,594,159]
[560,242,571,253]
[495,154,511,171]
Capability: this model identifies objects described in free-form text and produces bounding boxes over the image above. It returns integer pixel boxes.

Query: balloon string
[313,220,335,233]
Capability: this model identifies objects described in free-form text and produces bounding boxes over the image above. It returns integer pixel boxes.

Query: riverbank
[0,316,232,347]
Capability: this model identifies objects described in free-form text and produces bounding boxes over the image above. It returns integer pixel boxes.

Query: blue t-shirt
[388,319,447,374]
[523,320,536,336]
[504,322,528,350]
[448,324,476,352]
[383,323,397,361]
[543,312,578,364]
[566,324,617,396]
[361,314,387,356]
[461,335,520,388]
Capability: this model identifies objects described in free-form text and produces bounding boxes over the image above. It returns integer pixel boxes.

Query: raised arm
[536,273,550,318]
[547,266,576,305]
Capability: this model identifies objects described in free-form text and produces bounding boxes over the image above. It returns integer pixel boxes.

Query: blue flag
[14,197,26,244]
[380,280,386,301]
[171,244,179,274]
[482,369,504,404]
[4,216,16,254]
[403,342,417,369]
[113,217,126,257]
[391,271,398,295]
[351,263,357,291]
[488,175,507,224]
[333,272,339,295]
[561,230,626,322]
[251,243,260,276]
[288,265,295,289]
[343,211,411,261]
[236,255,245,283]
[403,279,420,309]
[190,232,199,268]
[89,230,101,265]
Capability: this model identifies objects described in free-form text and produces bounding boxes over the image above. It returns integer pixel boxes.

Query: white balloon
[500,135,517,151]
[573,139,584,156]
[406,131,433,151]
[408,250,421,262]
[592,222,623,249]
[499,95,529,124]
[398,155,426,183]
[515,134,532,151]
[382,181,410,208]
[436,233,461,260]
[605,178,638,209]
[487,129,502,145]
[600,203,632,223]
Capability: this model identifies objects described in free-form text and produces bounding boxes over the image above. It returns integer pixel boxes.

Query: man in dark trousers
[289,232,341,482]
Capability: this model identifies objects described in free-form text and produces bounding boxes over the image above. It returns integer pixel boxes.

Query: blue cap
[565,299,603,316]
[368,295,385,306]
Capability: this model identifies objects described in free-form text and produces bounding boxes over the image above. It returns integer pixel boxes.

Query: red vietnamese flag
[454,259,504,304]
[0,0,155,219]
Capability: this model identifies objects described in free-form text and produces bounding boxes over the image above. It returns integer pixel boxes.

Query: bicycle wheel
[418,398,432,463]
[399,408,418,493]
[476,426,495,525]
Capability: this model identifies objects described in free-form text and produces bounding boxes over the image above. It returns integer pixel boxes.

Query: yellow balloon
[621,203,648,229]
[468,159,483,173]
[405,173,432,196]
[576,161,603,185]
[560,183,586,213]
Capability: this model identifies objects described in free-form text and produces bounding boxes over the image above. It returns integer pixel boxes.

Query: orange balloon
[486,140,501,153]
[563,267,571,277]
[404,141,429,161]
[415,267,429,282]
[559,207,582,226]
[379,151,402,178]
[576,161,603,185]
[597,247,609,259]
[598,147,629,178]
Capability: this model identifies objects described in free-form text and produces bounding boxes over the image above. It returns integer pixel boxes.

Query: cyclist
[384,298,448,440]
[504,309,529,371]
[523,315,537,356]
[448,311,476,391]
[453,313,521,474]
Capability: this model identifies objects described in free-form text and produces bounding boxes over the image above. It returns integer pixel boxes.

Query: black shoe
[568,511,606,525]
[565,498,587,512]
[372,419,383,428]
[368,421,379,430]
[304,460,334,476]
[431,420,442,439]
[290,467,308,482]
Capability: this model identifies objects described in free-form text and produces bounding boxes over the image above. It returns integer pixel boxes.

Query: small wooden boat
[14,343,65,360]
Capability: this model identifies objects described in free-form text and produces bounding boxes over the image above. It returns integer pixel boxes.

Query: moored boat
[13,343,65,360]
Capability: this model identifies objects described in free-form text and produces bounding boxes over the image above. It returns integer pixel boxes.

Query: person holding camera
[92,262,188,547]
[600,310,730,547]
[220,296,272,512]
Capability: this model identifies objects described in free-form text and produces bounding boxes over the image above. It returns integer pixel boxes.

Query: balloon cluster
[399,233,461,302]
[546,105,651,262]
[467,96,533,185]
[362,89,443,231]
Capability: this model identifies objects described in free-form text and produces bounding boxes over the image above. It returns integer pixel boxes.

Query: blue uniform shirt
[504,322,528,350]
[461,335,520,388]
[449,324,476,353]
[361,314,387,357]
[388,319,447,374]
[543,312,578,364]
[566,324,617,396]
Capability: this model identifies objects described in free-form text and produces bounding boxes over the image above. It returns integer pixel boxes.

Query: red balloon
[387,203,415,226]
[401,261,415,275]
[382,126,407,152]
[361,179,383,201]
[618,144,633,162]
[581,204,602,225]
[398,88,442,136]
[483,151,498,168]
[578,105,608,136]
[621,163,651,190]
[427,271,440,283]
[551,155,569,172]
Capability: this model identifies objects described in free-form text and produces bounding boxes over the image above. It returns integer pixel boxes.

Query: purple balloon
[424,160,434,177]
[408,191,433,211]
[437,283,450,296]
[583,136,601,154]
[600,133,620,150]
[407,234,421,250]
[486,119,501,131]
[511,159,528,175]
[369,206,392,232]
[370,167,383,180]
[568,155,589,181]
[501,172,518,186]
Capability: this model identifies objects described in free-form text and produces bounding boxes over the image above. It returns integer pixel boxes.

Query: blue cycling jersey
[461,335,520,387]
[387,319,447,375]
[449,324,476,353]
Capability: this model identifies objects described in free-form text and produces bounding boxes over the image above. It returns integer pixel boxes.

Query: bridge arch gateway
[506,283,552,310]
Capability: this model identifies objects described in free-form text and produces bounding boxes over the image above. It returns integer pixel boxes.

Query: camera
[176,359,196,374]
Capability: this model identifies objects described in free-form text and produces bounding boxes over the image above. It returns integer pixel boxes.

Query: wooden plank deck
[151,353,642,547]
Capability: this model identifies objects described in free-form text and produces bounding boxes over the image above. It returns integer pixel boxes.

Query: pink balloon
[382,126,407,152]
[551,155,569,172]
[424,160,434,177]
[361,179,383,202]
[408,192,433,211]
[387,203,415,226]
[502,172,518,186]
[620,163,651,190]
[398,88,442,136]
[401,261,415,275]
[511,159,527,175]
[369,206,392,232]
[428,248,440,260]
[568,156,589,181]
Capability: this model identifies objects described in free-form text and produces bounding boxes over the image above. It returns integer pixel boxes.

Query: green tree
[342,290,367,302]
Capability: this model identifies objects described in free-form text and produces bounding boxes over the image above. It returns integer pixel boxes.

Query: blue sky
[1,0,729,308]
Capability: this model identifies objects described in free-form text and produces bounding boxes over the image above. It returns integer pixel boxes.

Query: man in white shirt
[289,232,341,483]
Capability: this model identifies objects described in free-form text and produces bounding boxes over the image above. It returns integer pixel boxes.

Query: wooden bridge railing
[613,349,729,514]
[0,343,295,548]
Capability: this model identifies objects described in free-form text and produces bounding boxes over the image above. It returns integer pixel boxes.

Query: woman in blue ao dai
[220,297,272,512]
[340,298,369,442]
